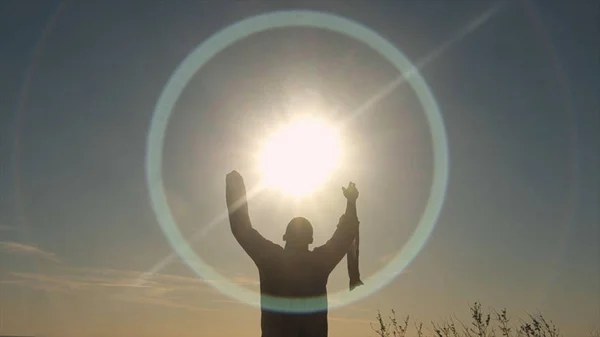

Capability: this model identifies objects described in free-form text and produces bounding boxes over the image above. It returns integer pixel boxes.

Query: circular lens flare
[146,9,449,313]
[259,118,341,197]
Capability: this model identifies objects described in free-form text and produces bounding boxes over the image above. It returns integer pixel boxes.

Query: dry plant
[370,302,577,337]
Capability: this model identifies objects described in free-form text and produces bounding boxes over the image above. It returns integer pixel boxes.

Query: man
[225,170,361,337]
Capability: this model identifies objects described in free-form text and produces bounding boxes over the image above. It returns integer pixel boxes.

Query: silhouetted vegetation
[372,302,597,337]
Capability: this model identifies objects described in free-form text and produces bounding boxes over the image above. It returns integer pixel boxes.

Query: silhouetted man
[226,170,361,337]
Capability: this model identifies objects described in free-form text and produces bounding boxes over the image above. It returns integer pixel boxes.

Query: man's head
[283,217,314,246]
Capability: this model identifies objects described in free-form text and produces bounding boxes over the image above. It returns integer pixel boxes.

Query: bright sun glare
[258,117,342,197]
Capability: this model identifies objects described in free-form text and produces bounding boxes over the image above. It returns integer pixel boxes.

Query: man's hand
[342,181,359,202]
[226,170,247,208]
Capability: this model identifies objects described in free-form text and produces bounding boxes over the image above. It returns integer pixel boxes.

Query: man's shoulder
[310,245,326,254]
[266,241,285,253]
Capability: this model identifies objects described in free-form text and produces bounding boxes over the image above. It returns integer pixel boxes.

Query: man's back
[257,248,332,337]
[259,248,329,298]
[225,171,360,337]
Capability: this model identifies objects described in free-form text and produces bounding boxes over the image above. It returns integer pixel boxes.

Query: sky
[0,1,598,337]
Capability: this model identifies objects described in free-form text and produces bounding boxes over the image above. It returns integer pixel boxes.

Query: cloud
[347,305,376,313]
[123,294,223,312]
[1,266,233,312]
[0,224,15,231]
[0,241,61,263]
[329,315,374,324]
[3,272,81,293]
[231,274,260,286]
[4,267,210,293]
[0,238,256,313]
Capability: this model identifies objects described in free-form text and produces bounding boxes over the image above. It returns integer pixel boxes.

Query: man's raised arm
[314,182,360,273]
[226,171,280,265]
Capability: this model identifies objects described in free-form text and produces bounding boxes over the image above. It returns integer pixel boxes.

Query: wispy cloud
[0,224,15,231]
[124,294,223,312]
[5,267,210,292]
[347,305,376,314]
[329,315,374,324]
[0,241,61,263]
[231,274,260,286]
[0,240,258,312]
[2,266,233,312]
[3,272,81,293]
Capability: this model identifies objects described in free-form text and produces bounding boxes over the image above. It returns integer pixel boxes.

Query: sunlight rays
[140,3,507,285]
[341,2,507,126]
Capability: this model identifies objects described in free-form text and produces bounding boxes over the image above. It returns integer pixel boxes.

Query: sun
[258,117,342,197]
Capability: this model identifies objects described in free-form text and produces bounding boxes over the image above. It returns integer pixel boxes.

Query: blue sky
[0,1,598,336]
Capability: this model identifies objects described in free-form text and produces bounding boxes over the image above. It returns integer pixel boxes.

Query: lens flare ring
[146,10,449,313]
